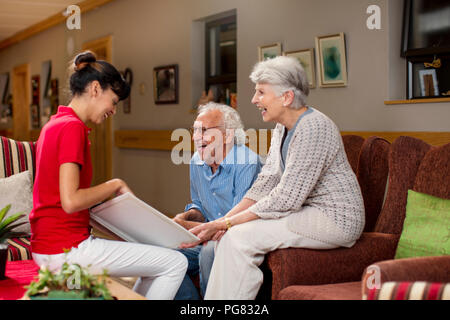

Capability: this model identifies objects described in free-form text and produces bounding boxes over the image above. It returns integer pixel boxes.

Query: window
[205,15,237,106]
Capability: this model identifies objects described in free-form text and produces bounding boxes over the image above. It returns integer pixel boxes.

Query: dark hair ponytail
[69,51,130,101]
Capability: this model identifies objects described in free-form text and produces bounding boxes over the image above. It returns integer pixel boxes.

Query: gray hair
[249,55,309,109]
[197,102,246,145]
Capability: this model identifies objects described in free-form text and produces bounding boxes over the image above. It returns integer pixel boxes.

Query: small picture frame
[315,33,348,87]
[418,69,439,97]
[284,49,316,89]
[153,64,179,104]
[258,43,282,62]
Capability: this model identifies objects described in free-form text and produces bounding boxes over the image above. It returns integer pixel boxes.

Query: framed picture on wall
[153,64,179,104]
[315,33,348,87]
[0,73,9,104]
[284,48,316,88]
[30,75,40,129]
[258,43,282,62]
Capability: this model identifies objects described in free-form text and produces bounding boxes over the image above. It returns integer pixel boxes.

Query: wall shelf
[384,97,450,105]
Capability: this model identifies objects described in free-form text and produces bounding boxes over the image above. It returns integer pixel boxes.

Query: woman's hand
[211,230,226,242]
[192,220,226,241]
[112,178,134,196]
[179,210,260,249]
[179,220,226,248]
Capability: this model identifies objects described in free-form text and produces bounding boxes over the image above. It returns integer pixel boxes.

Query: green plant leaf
[0,204,11,223]
[25,262,113,299]
[1,231,28,238]
[0,221,28,239]
[0,212,25,231]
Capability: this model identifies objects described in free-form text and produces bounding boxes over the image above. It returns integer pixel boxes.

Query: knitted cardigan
[245,108,365,247]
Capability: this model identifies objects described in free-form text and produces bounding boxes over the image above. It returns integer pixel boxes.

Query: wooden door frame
[82,35,113,182]
[12,63,31,141]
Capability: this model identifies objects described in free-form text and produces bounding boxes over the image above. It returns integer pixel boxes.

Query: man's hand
[173,218,203,230]
[173,209,205,230]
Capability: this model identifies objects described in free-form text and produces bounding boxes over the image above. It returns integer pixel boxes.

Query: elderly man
[173,102,261,300]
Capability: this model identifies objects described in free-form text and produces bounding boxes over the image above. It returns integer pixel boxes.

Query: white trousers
[32,236,187,300]
[205,211,348,300]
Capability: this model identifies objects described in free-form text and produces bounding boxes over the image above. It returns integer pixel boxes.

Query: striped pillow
[365,281,450,300]
[7,237,32,261]
[0,136,36,181]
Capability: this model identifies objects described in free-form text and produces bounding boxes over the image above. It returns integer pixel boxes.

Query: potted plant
[0,204,28,280]
[24,262,113,300]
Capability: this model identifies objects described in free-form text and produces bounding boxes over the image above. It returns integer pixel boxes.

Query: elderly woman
[184,56,365,299]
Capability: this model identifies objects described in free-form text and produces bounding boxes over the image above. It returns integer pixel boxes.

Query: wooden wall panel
[115,130,450,154]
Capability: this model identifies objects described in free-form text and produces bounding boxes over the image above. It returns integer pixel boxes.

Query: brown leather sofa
[257,135,391,299]
[271,136,450,300]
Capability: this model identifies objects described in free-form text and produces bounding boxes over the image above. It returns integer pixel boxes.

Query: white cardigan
[245,108,365,247]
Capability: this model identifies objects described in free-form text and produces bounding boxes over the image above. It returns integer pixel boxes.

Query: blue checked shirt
[185,144,262,222]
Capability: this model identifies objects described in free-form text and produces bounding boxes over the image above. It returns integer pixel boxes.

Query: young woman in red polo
[29,51,187,300]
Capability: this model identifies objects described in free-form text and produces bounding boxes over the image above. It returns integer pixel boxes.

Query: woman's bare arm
[59,162,132,213]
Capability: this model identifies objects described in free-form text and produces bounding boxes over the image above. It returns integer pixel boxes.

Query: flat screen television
[401,0,450,57]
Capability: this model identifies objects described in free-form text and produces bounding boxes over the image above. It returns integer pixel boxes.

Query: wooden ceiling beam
[0,0,116,51]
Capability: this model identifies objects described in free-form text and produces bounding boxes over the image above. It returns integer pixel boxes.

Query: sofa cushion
[365,281,450,300]
[0,136,36,180]
[375,136,431,234]
[0,170,33,234]
[357,136,390,232]
[0,260,40,300]
[7,237,32,261]
[278,281,362,300]
[414,142,450,200]
[1,137,35,261]
[342,135,364,174]
[395,190,450,259]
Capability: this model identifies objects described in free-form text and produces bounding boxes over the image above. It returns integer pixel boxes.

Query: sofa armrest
[362,255,450,288]
[361,255,450,298]
[266,232,399,299]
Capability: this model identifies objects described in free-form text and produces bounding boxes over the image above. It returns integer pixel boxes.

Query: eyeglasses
[189,125,224,135]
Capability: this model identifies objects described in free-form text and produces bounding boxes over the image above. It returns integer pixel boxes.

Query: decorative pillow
[395,190,450,259]
[364,281,450,300]
[0,170,33,234]
[7,237,32,261]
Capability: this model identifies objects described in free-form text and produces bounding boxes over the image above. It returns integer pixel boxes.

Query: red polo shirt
[30,106,93,254]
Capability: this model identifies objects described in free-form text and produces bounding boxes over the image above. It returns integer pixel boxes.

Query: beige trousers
[205,208,351,300]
